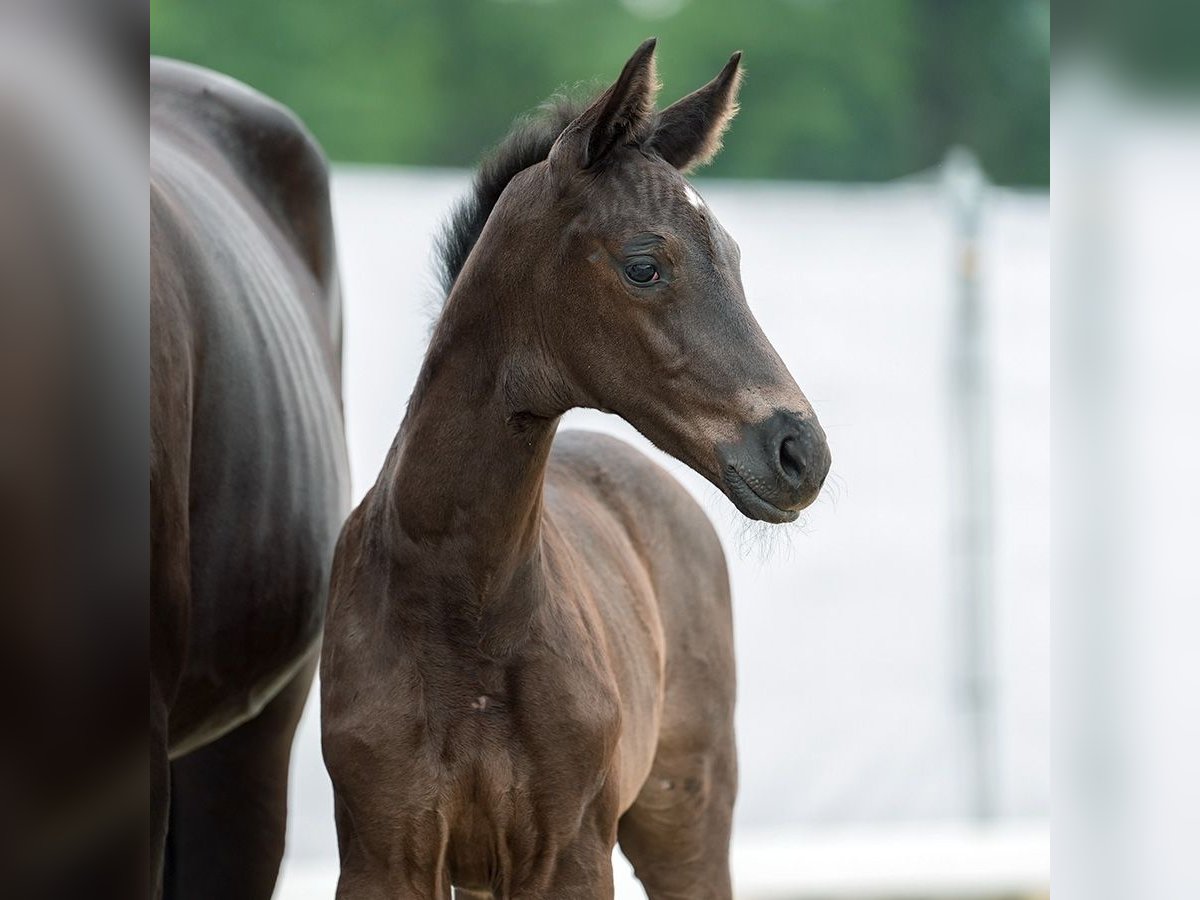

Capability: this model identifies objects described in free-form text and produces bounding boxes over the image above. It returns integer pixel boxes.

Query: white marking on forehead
[682,183,705,210]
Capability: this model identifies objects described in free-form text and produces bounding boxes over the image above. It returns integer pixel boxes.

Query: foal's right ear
[649,51,743,172]
[550,38,660,170]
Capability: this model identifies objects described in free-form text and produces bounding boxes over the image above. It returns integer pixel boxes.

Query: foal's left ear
[551,38,660,170]
[649,51,743,172]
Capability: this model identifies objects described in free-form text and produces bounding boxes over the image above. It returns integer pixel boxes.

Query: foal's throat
[381,299,559,634]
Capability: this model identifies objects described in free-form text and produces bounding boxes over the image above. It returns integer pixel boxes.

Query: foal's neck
[377,273,558,651]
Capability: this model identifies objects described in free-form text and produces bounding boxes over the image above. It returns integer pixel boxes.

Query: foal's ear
[552,38,660,170]
[649,51,743,172]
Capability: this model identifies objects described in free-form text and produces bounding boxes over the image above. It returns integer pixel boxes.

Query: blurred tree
[150,0,1048,186]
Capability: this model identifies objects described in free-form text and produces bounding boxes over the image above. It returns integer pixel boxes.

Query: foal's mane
[435,95,589,298]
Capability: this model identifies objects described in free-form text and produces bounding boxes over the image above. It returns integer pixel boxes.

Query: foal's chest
[411,689,617,893]
[402,639,625,880]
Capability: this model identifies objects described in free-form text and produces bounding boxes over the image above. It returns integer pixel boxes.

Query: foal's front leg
[333,802,453,900]
[334,851,452,900]
[519,829,616,900]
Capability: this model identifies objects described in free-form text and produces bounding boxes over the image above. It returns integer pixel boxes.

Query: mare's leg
[616,733,737,900]
[163,656,315,900]
[150,682,171,898]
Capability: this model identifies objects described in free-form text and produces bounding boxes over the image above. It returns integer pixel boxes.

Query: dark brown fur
[150,58,349,899]
[321,39,829,899]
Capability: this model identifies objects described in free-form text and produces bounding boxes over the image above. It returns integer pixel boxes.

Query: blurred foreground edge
[0,4,148,899]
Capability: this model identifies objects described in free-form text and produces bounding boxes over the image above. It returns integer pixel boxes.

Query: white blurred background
[278,167,1050,898]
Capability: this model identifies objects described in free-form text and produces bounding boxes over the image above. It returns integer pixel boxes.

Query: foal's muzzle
[717,410,831,523]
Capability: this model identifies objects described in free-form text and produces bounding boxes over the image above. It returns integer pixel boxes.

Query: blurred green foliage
[150,0,1048,186]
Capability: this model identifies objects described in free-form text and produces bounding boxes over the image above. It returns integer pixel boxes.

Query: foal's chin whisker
[695,484,813,563]
[817,469,848,510]
[727,509,805,563]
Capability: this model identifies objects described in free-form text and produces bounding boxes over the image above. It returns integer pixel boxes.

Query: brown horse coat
[321,40,829,899]
[150,58,348,899]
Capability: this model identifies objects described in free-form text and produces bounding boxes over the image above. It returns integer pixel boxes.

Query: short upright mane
[435,96,588,298]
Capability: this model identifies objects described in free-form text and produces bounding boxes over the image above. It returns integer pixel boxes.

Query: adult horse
[151,59,348,899]
[321,40,829,899]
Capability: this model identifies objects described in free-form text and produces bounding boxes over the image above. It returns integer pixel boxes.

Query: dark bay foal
[321,40,829,899]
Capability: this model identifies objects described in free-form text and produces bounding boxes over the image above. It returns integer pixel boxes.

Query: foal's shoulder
[549,430,713,530]
[548,431,726,591]
[550,429,668,485]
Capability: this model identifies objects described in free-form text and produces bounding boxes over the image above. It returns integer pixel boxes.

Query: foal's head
[445,39,830,522]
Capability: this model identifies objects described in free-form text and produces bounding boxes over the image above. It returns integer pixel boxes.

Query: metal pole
[942,146,997,821]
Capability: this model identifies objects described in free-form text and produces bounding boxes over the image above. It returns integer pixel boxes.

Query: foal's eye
[624,260,660,285]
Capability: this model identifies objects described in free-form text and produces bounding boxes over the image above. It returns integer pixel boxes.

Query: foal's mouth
[721,465,801,525]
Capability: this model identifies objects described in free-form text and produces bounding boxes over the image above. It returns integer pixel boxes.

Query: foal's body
[324,40,828,898]
[326,425,735,896]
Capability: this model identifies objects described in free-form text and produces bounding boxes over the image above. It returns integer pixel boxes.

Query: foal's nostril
[778,435,805,487]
